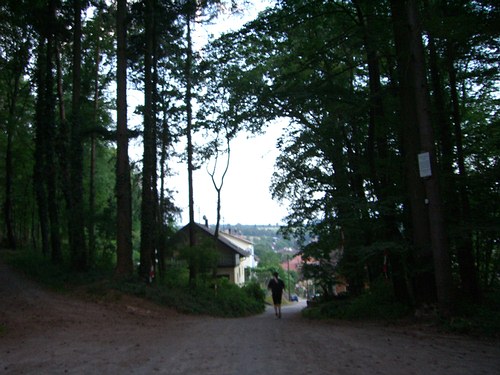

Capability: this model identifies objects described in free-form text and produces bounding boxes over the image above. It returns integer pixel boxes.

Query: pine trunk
[115,0,134,278]
[70,0,88,270]
[446,43,479,300]
[140,0,157,281]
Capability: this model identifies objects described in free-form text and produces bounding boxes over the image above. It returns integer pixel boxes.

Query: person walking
[268,271,285,318]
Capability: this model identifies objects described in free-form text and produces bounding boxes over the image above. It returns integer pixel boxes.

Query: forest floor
[1,260,499,375]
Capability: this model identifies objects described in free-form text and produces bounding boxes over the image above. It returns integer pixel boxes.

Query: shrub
[242,281,266,303]
[442,290,500,337]
[2,248,266,318]
[303,279,411,321]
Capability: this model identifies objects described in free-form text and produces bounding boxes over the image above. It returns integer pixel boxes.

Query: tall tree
[70,0,88,271]
[185,1,195,239]
[423,0,481,300]
[139,0,158,281]
[115,0,134,277]
[353,0,417,303]
[390,0,454,314]
[34,0,62,263]
[206,132,231,238]
[0,2,32,249]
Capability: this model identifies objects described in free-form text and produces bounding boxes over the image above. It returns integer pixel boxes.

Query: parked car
[289,294,299,302]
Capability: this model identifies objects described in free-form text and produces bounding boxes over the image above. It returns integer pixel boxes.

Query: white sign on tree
[418,152,432,178]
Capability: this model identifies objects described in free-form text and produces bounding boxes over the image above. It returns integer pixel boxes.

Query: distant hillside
[221,224,280,237]
[221,224,298,253]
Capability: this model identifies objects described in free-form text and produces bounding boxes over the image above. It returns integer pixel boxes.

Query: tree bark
[208,136,231,239]
[353,0,413,303]
[186,13,195,239]
[88,35,100,264]
[115,0,134,278]
[140,0,157,281]
[33,37,50,257]
[445,42,479,300]
[55,44,72,211]
[4,50,24,249]
[69,0,88,271]
[390,0,454,314]
[43,0,62,264]
[185,9,196,283]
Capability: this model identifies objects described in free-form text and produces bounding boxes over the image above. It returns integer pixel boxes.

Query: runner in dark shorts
[268,272,285,318]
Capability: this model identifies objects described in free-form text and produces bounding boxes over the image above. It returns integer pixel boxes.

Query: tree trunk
[88,41,100,264]
[55,44,72,211]
[186,14,195,238]
[158,104,170,276]
[390,0,454,314]
[44,0,62,264]
[69,0,88,271]
[152,18,162,277]
[140,0,157,282]
[208,137,231,239]
[353,0,413,303]
[185,11,196,283]
[446,42,479,300]
[4,56,23,249]
[115,0,134,278]
[34,38,50,257]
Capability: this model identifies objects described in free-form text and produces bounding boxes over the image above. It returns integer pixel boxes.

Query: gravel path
[1,261,499,375]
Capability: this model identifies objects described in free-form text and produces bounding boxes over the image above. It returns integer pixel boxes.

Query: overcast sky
[173,122,289,226]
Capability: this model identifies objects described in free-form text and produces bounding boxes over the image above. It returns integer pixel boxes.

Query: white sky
[130,1,289,226]
[174,122,288,226]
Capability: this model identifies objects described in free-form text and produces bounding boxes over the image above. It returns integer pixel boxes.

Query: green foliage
[2,248,265,318]
[3,250,68,291]
[303,280,411,321]
[303,279,500,337]
[255,249,281,268]
[161,261,190,286]
[201,0,499,313]
[178,239,219,279]
[2,248,110,291]
[242,280,266,303]
[441,291,500,337]
[115,277,265,317]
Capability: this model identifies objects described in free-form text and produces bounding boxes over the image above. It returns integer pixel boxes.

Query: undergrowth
[441,290,500,337]
[1,248,265,318]
[302,279,499,338]
[303,280,411,321]
[114,278,265,317]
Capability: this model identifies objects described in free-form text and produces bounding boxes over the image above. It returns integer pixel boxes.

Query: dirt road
[1,261,499,375]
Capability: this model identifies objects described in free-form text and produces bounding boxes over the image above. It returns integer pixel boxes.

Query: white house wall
[219,232,257,269]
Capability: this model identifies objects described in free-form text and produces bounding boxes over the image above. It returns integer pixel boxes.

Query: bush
[303,280,411,321]
[442,290,500,337]
[242,281,266,303]
[128,280,265,317]
[3,249,74,291]
[2,248,265,318]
